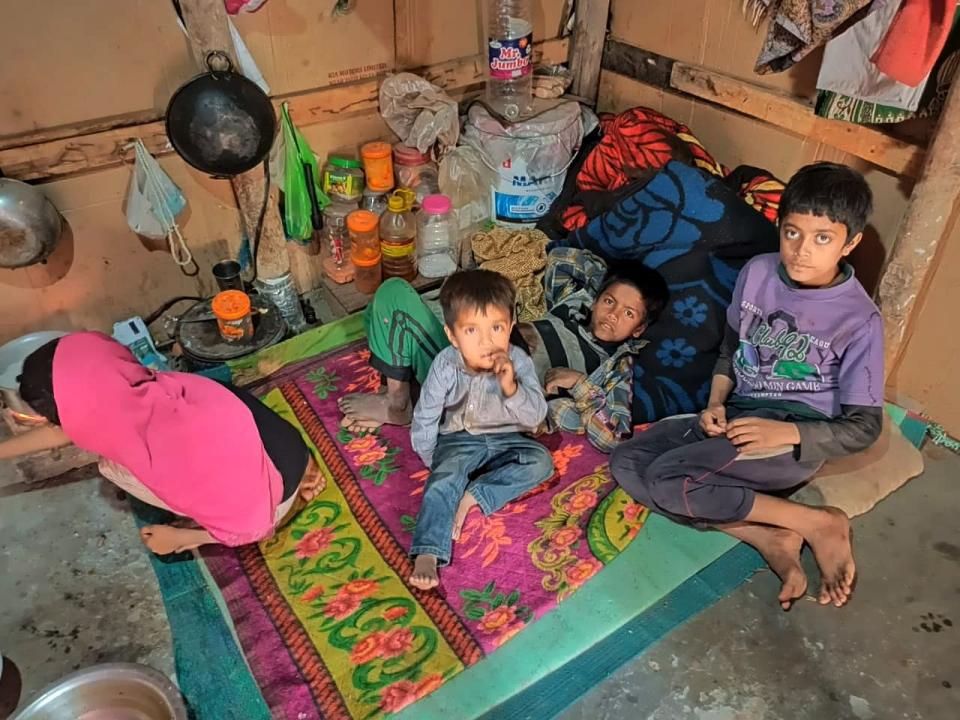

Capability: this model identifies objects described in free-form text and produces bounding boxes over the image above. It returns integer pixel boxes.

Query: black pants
[609,412,821,526]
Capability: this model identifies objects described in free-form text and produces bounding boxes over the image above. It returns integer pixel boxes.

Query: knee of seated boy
[641,455,692,516]
[527,443,555,482]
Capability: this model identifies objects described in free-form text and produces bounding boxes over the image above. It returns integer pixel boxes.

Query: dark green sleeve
[795,405,883,463]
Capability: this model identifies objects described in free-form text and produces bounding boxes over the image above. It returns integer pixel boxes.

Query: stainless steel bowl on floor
[12,663,187,720]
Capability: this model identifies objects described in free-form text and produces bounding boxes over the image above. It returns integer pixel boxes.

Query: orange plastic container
[211,290,254,342]
[351,250,383,294]
[361,141,395,192]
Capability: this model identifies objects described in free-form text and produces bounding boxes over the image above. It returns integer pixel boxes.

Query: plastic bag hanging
[125,140,193,269]
[280,102,329,242]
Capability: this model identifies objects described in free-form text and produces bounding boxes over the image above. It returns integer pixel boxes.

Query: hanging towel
[816,0,929,113]
[872,0,957,87]
[817,10,960,123]
[754,0,873,74]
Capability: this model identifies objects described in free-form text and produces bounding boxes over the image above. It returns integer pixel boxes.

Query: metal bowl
[0,331,69,390]
[0,178,64,269]
[11,663,187,720]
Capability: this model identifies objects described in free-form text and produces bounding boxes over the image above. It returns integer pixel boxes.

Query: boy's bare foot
[806,507,856,608]
[409,554,439,590]
[139,524,207,555]
[752,528,807,610]
[452,492,479,541]
[719,523,807,610]
[338,391,412,431]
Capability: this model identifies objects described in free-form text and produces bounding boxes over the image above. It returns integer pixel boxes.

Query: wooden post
[878,77,960,378]
[178,0,290,282]
[568,0,611,104]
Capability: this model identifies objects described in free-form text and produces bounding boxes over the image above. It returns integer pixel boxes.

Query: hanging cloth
[125,140,193,269]
[752,0,873,74]
[872,0,957,87]
[816,0,929,113]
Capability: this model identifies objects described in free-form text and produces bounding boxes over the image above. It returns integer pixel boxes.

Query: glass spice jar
[322,156,364,203]
[360,186,388,216]
[321,201,357,284]
[393,143,439,205]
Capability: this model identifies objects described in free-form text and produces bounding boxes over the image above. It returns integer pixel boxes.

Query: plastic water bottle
[486,0,534,121]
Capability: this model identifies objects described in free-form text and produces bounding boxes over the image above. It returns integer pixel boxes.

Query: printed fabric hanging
[747,0,873,74]
[125,140,193,271]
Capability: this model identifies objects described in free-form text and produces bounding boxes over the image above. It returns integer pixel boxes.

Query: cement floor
[1,447,957,719]
[559,446,960,720]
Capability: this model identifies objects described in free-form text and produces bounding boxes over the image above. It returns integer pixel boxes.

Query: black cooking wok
[165,51,276,177]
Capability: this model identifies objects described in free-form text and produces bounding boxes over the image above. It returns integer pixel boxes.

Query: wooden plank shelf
[320,274,442,318]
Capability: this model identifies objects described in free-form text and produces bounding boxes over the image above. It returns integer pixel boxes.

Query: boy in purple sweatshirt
[611,163,883,611]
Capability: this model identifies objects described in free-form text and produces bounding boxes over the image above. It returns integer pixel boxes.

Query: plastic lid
[393,143,430,165]
[387,194,408,212]
[351,249,382,267]
[361,141,392,159]
[421,194,452,214]
[347,209,380,233]
[211,290,251,321]
[328,156,362,169]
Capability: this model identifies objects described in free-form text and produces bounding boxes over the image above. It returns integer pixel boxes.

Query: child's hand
[725,417,800,453]
[491,351,518,397]
[545,367,586,394]
[699,404,727,436]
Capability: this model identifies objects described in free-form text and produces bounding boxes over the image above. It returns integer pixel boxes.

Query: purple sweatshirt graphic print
[727,254,884,418]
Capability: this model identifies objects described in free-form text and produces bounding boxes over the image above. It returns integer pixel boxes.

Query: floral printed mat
[200,340,649,720]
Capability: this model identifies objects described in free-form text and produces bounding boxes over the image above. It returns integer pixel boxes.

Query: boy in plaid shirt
[339,248,668,452]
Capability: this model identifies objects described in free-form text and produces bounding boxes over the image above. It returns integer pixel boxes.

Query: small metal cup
[212,259,244,292]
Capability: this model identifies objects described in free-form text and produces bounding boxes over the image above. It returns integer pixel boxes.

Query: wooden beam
[0,38,568,182]
[179,0,289,282]
[569,0,611,103]
[0,110,163,152]
[879,77,960,377]
[601,39,926,179]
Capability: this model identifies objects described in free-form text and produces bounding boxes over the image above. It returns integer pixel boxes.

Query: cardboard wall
[602,0,911,293]
[0,0,567,343]
[604,0,960,433]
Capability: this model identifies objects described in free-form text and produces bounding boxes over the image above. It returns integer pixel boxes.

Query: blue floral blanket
[562,161,779,423]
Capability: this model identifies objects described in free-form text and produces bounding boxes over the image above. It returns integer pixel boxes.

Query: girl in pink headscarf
[1,332,323,554]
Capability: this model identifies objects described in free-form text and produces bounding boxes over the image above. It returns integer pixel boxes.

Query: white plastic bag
[378,73,459,153]
[439,146,497,235]
[125,141,192,267]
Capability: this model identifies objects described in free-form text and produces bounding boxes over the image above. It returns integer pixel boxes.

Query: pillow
[560,161,779,422]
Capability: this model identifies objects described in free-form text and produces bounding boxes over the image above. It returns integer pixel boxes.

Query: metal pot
[0,179,64,268]
[165,51,276,177]
[11,663,187,720]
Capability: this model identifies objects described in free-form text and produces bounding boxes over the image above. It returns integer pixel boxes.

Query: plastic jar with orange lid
[361,142,395,193]
[211,290,254,342]
[348,209,383,294]
[352,250,383,295]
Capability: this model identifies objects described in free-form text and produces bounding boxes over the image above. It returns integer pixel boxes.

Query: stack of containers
[347,209,382,294]
[317,140,464,289]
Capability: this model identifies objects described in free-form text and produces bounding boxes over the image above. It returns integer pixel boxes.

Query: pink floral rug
[200,340,650,719]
